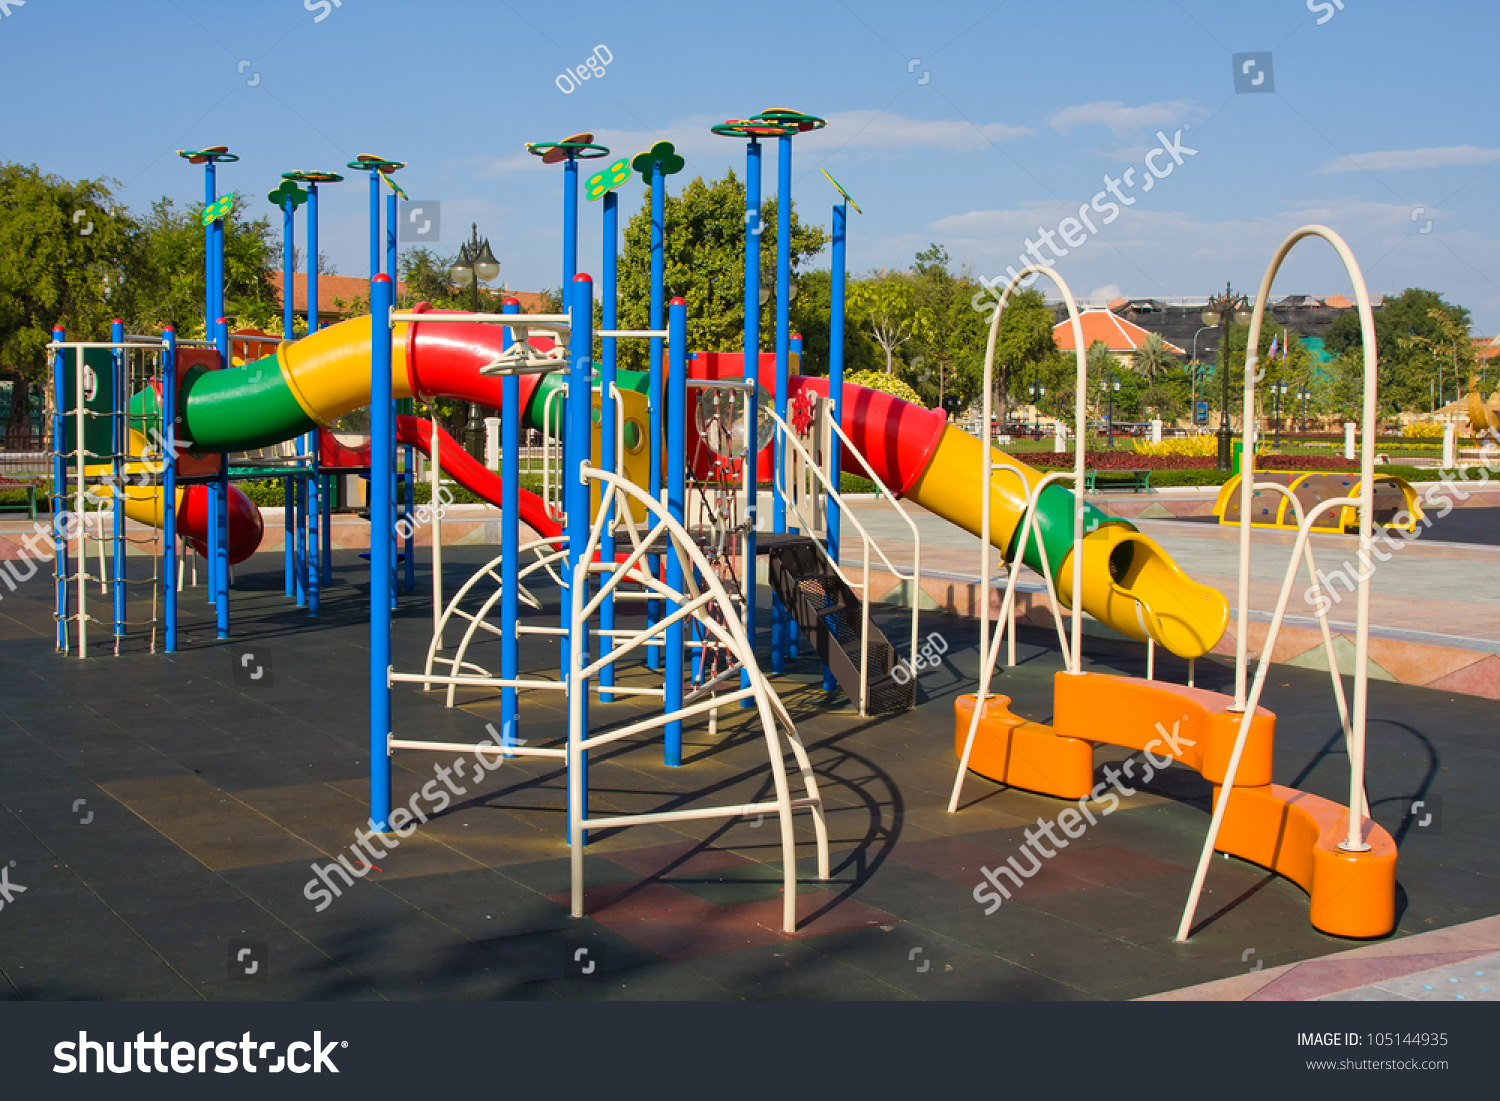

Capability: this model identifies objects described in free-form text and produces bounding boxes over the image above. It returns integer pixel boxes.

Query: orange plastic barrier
[1214,783,1397,938]
[954,671,1395,937]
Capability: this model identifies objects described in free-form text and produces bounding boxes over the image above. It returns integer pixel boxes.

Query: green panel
[1012,482,1135,578]
[61,347,115,465]
[182,354,317,453]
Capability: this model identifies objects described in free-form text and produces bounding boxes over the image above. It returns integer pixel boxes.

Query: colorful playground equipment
[1213,469,1424,534]
[46,116,1396,942]
[949,231,1399,940]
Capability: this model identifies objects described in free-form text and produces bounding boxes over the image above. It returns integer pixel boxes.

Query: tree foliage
[615,171,827,370]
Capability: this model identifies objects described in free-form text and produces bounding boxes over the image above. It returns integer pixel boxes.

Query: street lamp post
[1029,381,1045,436]
[449,223,501,460]
[1298,386,1312,434]
[1271,382,1288,449]
[1102,372,1120,447]
[1202,282,1254,471]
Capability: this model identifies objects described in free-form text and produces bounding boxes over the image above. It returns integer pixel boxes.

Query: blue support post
[664,298,688,762]
[162,328,178,653]
[306,181,323,611]
[51,328,67,651]
[566,275,593,841]
[368,168,381,282]
[788,331,802,660]
[646,162,665,671]
[770,133,792,673]
[741,137,762,695]
[389,189,411,598]
[563,157,579,284]
[824,203,847,691]
[110,318,125,640]
[368,274,395,833]
[599,190,618,702]
[214,317,230,639]
[203,164,216,331]
[500,299,521,755]
[282,192,297,599]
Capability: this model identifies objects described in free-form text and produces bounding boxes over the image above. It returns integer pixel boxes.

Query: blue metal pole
[500,299,521,755]
[282,193,297,598]
[162,327,178,653]
[770,133,793,673]
[51,327,67,651]
[566,274,593,842]
[368,168,381,283]
[368,273,395,833]
[741,138,762,693]
[646,162,665,671]
[563,157,579,285]
[389,189,410,600]
[111,318,125,640]
[214,317,230,640]
[824,203,847,692]
[664,298,687,762]
[600,190,618,702]
[203,165,215,333]
[307,183,321,335]
[788,330,802,660]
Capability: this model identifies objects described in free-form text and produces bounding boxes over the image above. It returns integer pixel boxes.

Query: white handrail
[1177,224,1383,942]
[974,266,1091,688]
[764,405,922,715]
[948,468,1079,813]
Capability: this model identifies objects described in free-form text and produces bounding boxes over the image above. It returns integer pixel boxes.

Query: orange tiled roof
[268,274,549,318]
[1053,309,1187,355]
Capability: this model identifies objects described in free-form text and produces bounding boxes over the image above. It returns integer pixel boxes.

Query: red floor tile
[601,840,753,878]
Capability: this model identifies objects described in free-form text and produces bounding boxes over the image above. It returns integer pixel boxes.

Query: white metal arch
[567,465,829,933]
[1175,225,1384,941]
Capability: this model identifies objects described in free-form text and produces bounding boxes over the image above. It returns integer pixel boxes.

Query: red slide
[395,415,561,540]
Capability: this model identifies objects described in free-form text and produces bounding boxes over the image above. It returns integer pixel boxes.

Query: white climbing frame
[1174,225,1382,941]
[567,465,829,933]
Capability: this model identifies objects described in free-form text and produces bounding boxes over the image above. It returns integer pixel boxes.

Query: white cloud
[1315,146,1500,174]
[802,110,1033,151]
[464,110,1032,177]
[1047,100,1195,136]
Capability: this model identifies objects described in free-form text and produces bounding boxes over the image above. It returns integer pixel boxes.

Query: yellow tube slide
[906,426,1229,658]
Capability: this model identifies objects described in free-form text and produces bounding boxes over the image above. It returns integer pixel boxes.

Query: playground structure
[1213,469,1424,534]
[949,230,1399,940]
[45,118,1399,941]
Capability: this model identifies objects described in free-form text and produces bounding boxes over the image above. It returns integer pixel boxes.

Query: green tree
[1326,287,1473,414]
[615,172,826,369]
[1130,331,1181,419]
[990,287,1062,424]
[904,243,988,414]
[124,194,279,337]
[0,163,135,431]
[848,270,917,374]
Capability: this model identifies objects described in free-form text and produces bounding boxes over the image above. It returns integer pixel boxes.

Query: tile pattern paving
[0,546,1497,1000]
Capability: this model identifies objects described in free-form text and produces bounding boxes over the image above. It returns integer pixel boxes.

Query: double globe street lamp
[449,223,502,460]
[1202,283,1254,470]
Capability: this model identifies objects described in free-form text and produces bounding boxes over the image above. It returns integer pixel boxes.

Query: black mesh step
[766,537,915,716]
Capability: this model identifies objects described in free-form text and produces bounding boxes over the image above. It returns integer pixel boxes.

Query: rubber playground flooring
[0,546,1496,1001]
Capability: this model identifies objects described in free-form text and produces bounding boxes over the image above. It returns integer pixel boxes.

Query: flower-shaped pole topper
[267,179,308,210]
[631,141,685,186]
[201,195,236,226]
[177,145,239,166]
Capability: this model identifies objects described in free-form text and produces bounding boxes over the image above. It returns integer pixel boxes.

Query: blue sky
[3,0,1497,331]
